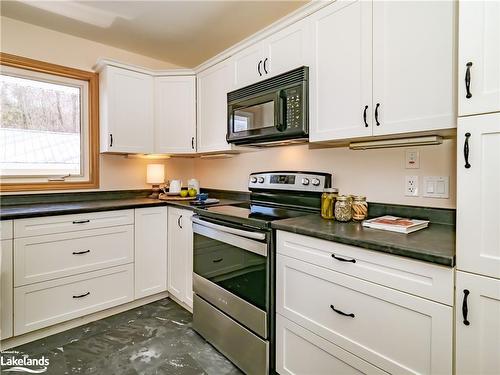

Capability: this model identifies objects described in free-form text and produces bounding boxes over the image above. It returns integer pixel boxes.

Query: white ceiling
[1,1,308,67]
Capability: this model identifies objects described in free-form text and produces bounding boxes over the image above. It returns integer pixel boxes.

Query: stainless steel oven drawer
[193,294,269,375]
[193,273,267,338]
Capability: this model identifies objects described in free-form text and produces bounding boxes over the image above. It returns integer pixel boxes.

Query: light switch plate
[405,150,420,169]
[423,176,449,198]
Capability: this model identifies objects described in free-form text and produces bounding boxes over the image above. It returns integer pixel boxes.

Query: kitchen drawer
[276,254,452,375]
[1,220,13,240]
[14,209,134,238]
[14,225,134,286]
[277,231,454,305]
[276,314,388,375]
[194,249,245,278]
[14,264,133,335]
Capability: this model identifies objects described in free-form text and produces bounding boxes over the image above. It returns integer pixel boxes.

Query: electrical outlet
[405,176,419,196]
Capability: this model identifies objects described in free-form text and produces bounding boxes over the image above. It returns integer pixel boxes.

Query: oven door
[192,215,269,338]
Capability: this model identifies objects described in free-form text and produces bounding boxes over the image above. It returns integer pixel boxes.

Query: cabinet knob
[258,60,262,76]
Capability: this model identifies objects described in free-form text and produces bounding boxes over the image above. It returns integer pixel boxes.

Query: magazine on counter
[362,215,429,234]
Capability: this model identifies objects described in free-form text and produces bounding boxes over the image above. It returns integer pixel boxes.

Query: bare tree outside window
[0,74,82,176]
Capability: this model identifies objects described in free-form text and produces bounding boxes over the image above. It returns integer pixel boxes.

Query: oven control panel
[249,171,332,192]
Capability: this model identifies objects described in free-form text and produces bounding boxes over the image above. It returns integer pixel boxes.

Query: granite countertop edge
[272,219,455,267]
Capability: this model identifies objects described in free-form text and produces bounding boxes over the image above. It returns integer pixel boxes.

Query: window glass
[0,74,82,176]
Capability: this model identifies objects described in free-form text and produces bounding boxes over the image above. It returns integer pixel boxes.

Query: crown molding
[93,58,195,76]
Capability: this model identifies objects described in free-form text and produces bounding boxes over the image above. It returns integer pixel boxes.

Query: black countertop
[0,197,243,220]
[272,214,455,266]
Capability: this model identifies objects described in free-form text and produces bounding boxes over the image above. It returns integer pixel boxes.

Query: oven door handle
[191,216,266,240]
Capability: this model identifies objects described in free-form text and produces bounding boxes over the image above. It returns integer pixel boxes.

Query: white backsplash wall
[192,140,457,209]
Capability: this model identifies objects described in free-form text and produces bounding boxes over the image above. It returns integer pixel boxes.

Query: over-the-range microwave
[227,66,309,146]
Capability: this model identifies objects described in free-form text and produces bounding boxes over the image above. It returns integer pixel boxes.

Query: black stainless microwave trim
[227,66,309,145]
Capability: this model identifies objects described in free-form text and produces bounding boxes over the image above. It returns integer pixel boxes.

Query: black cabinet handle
[72,250,90,255]
[332,254,356,263]
[363,105,368,127]
[263,58,268,74]
[465,62,473,99]
[72,219,90,224]
[191,137,195,150]
[464,132,471,169]
[212,258,223,263]
[258,60,262,76]
[73,292,90,299]
[462,289,470,326]
[178,215,183,229]
[375,103,380,126]
[110,133,113,147]
[330,304,355,318]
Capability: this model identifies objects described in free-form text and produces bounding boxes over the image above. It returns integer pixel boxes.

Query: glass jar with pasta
[352,196,368,221]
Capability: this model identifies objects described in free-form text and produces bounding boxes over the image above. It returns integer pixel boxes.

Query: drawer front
[277,254,452,375]
[276,314,388,375]
[1,220,13,240]
[14,225,134,286]
[277,231,454,305]
[14,209,134,238]
[14,264,134,335]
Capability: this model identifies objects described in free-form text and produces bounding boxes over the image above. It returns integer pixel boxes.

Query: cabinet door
[167,208,193,307]
[100,66,154,153]
[155,76,196,154]
[197,60,234,153]
[456,271,500,375]
[459,1,500,116]
[372,1,456,136]
[233,44,265,89]
[457,113,500,279]
[264,19,311,78]
[1,239,13,340]
[135,207,168,299]
[309,0,373,142]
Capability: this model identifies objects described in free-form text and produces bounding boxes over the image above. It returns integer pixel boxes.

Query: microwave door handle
[277,90,287,132]
[191,216,266,241]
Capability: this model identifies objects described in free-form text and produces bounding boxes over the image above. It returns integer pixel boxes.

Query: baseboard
[0,291,169,351]
[169,294,193,314]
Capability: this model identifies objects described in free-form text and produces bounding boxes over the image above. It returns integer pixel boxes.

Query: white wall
[193,140,457,208]
[0,16,195,192]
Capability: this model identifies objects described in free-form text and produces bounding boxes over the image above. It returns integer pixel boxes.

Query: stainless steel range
[191,171,332,375]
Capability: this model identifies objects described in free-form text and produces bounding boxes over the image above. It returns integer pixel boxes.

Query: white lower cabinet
[456,271,500,375]
[134,207,168,299]
[14,264,134,335]
[276,232,453,375]
[1,239,13,339]
[276,316,387,375]
[167,208,194,309]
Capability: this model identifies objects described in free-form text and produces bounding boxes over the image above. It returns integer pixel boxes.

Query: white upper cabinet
[155,76,196,154]
[456,271,500,375]
[458,0,500,116]
[457,112,500,279]
[197,59,235,153]
[99,65,154,153]
[233,20,310,90]
[309,0,373,142]
[372,0,456,136]
[263,19,311,78]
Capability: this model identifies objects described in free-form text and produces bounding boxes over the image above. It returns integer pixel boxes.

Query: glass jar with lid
[321,188,339,219]
[352,196,368,221]
[334,195,352,222]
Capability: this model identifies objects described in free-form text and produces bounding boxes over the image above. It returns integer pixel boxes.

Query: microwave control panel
[284,87,302,129]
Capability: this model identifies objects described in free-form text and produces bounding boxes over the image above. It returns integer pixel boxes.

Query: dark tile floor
[1,298,243,375]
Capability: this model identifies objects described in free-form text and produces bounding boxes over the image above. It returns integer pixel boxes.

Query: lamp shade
[146,164,165,184]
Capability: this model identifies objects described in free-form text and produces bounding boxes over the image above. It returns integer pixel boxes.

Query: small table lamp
[147,164,165,199]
